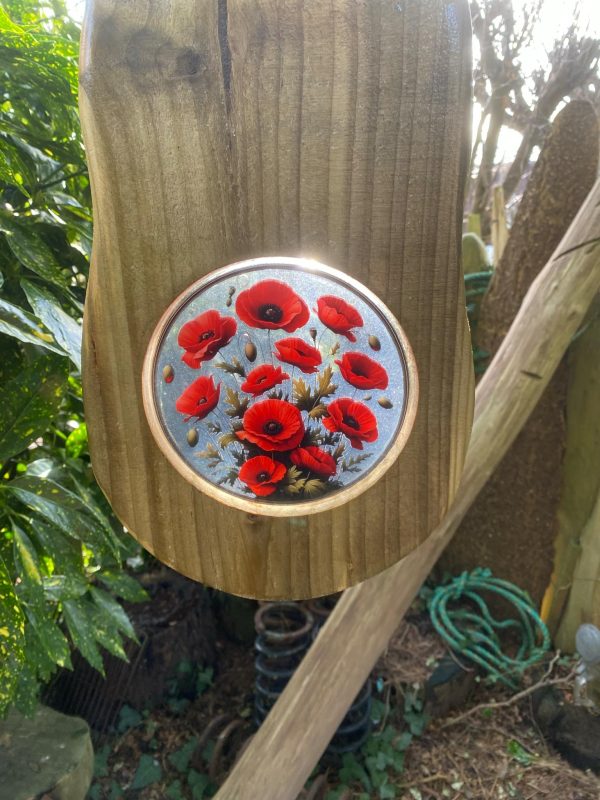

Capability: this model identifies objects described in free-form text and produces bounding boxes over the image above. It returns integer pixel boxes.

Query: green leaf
[65,423,87,458]
[131,754,162,790]
[0,4,24,34]
[0,555,25,715]
[6,475,119,557]
[62,598,105,674]
[0,353,68,462]
[0,297,65,354]
[188,769,213,799]
[30,520,83,574]
[22,280,82,369]
[42,574,88,601]
[169,736,199,773]
[26,607,72,669]
[98,571,148,603]
[0,216,69,287]
[90,586,136,641]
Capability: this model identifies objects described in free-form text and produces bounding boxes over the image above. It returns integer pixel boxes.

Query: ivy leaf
[131,754,162,790]
[0,353,68,462]
[22,280,82,369]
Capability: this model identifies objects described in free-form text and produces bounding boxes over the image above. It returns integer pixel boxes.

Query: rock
[532,686,600,774]
[0,705,93,800]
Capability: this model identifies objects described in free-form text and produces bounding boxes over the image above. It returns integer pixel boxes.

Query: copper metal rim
[142,256,419,517]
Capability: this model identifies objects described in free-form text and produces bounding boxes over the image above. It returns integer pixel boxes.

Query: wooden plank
[79,0,473,599]
[548,309,600,648]
[442,100,599,606]
[215,179,600,800]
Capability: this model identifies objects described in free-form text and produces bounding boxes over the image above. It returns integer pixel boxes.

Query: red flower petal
[175,375,221,421]
[178,309,237,366]
[316,295,363,341]
[236,398,305,452]
[240,364,289,396]
[236,280,309,332]
[238,455,286,496]
[290,446,337,478]
[323,397,378,450]
[274,337,322,374]
[335,352,389,390]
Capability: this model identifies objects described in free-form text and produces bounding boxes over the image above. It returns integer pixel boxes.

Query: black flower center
[343,414,359,430]
[259,304,283,322]
[263,420,283,435]
[199,330,214,341]
[196,397,207,405]
[256,471,270,482]
[353,367,367,377]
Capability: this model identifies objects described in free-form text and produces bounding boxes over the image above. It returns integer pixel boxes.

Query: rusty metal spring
[254,599,372,754]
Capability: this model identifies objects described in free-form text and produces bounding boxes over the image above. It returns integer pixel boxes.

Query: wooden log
[215,180,600,800]
[441,100,599,606]
[79,0,474,600]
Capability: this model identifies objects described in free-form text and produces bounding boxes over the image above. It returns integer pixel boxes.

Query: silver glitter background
[152,263,410,505]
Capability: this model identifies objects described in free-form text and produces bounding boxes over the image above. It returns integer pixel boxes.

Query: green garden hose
[428,568,550,689]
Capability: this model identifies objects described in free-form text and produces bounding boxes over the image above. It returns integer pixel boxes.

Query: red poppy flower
[236,280,309,332]
[290,446,337,478]
[316,295,363,342]
[238,456,286,497]
[237,399,305,452]
[323,397,378,450]
[240,364,290,397]
[335,352,389,390]
[178,309,237,368]
[274,338,322,374]
[175,375,220,421]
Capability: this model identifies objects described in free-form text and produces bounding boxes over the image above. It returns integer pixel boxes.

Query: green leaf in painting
[21,280,82,369]
[0,353,68,462]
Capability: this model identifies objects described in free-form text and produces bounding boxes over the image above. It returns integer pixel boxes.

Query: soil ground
[88,611,600,800]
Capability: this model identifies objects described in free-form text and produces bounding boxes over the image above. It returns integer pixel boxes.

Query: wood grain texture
[441,101,599,606]
[216,179,600,800]
[80,0,473,599]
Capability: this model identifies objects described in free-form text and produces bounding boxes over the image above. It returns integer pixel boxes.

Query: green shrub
[0,0,142,716]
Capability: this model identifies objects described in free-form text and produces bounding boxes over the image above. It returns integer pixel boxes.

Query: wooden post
[215,180,600,800]
[79,0,474,599]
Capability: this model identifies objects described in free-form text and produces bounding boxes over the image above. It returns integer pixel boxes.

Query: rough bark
[441,100,599,607]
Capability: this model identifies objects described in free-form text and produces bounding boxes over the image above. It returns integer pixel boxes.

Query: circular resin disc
[142,257,418,516]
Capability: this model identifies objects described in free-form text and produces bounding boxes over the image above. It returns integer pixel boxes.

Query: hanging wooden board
[79,0,474,599]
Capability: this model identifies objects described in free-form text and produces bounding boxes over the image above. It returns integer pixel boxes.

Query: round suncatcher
[142,257,418,516]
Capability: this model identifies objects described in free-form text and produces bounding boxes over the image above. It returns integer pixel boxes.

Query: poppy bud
[377,397,393,409]
[245,341,257,362]
[163,364,174,383]
[309,328,317,341]
[187,428,199,446]
[368,335,381,351]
